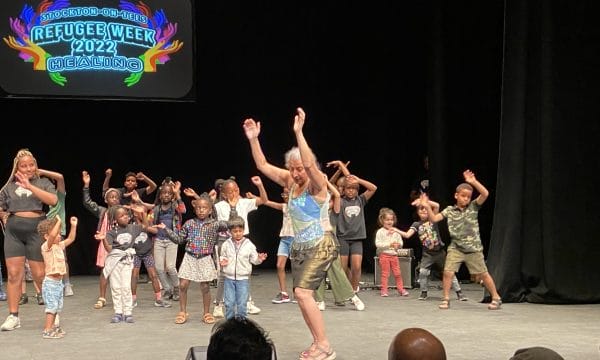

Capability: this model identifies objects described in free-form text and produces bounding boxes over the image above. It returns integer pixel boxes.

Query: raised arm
[15,171,57,206]
[345,174,378,201]
[326,179,341,214]
[102,168,112,193]
[47,216,62,247]
[419,193,444,223]
[137,172,158,195]
[463,169,489,205]
[63,216,78,247]
[293,107,327,195]
[326,160,351,183]
[38,169,65,194]
[243,118,291,187]
[250,176,268,206]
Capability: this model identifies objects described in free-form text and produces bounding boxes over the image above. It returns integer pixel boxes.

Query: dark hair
[207,317,275,360]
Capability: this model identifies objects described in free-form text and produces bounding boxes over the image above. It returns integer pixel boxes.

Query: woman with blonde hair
[0,149,57,331]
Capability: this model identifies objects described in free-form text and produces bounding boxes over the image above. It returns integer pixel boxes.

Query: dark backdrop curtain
[487,0,600,303]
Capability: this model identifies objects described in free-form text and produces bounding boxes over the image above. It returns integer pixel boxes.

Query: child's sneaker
[457,291,468,301]
[0,314,20,331]
[350,294,365,311]
[42,329,63,339]
[380,292,389,297]
[212,304,224,318]
[316,301,326,311]
[247,300,261,314]
[53,326,66,336]
[36,293,44,305]
[418,291,428,300]
[154,299,172,308]
[399,289,410,297]
[64,284,74,297]
[124,315,135,323]
[163,289,173,300]
[110,313,123,323]
[18,293,28,305]
[272,292,291,304]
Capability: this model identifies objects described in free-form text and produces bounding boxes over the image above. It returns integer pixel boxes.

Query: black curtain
[487,1,600,303]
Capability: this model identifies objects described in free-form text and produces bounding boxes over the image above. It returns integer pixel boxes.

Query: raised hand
[70,216,78,227]
[243,118,261,140]
[463,169,476,184]
[183,188,198,198]
[250,176,263,186]
[293,107,306,133]
[14,171,31,189]
[82,171,91,186]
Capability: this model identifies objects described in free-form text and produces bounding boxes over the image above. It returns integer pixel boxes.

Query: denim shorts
[277,236,294,257]
[42,277,64,314]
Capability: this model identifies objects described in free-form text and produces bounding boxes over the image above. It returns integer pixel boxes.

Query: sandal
[175,312,189,324]
[438,298,450,310]
[488,298,502,310]
[300,343,317,358]
[202,313,215,324]
[94,297,106,309]
[300,344,336,360]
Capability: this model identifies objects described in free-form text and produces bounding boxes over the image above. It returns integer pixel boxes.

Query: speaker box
[186,346,207,360]
[373,255,416,289]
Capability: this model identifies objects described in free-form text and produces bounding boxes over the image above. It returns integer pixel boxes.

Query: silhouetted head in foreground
[207,317,275,360]
[509,346,564,360]
[388,327,446,360]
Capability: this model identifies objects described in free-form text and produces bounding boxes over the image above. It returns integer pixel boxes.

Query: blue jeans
[223,278,249,319]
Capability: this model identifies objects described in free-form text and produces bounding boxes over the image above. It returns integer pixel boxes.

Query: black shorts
[3,215,45,261]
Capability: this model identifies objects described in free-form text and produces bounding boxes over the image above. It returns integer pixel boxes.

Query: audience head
[509,346,564,360]
[207,317,275,360]
[388,327,446,360]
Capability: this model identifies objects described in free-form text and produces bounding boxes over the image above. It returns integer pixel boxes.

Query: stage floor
[1,270,598,359]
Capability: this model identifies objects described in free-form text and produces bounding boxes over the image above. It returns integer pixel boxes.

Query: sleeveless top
[288,184,331,251]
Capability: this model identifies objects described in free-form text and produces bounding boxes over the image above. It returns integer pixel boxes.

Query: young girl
[98,205,159,323]
[82,171,121,310]
[375,208,409,297]
[151,180,186,302]
[164,194,227,325]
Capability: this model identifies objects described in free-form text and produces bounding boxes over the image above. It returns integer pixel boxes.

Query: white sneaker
[64,284,74,297]
[213,304,224,318]
[247,301,261,315]
[316,301,326,311]
[1,314,21,331]
[350,295,365,311]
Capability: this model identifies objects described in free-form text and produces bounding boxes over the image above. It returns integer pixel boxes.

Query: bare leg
[350,254,363,291]
[131,267,140,298]
[178,279,190,313]
[99,273,108,299]
[276,255,288,293]
[200,282,211,315]
[27,260,45,297]
[5,257,25,313]
[480,272,501,299]
[295,287,332,356]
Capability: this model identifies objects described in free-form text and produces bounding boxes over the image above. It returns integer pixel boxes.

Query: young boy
[399,199,466,301]
[420,169,502,310]
[219,216,267,319]
[39,215,78,339]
